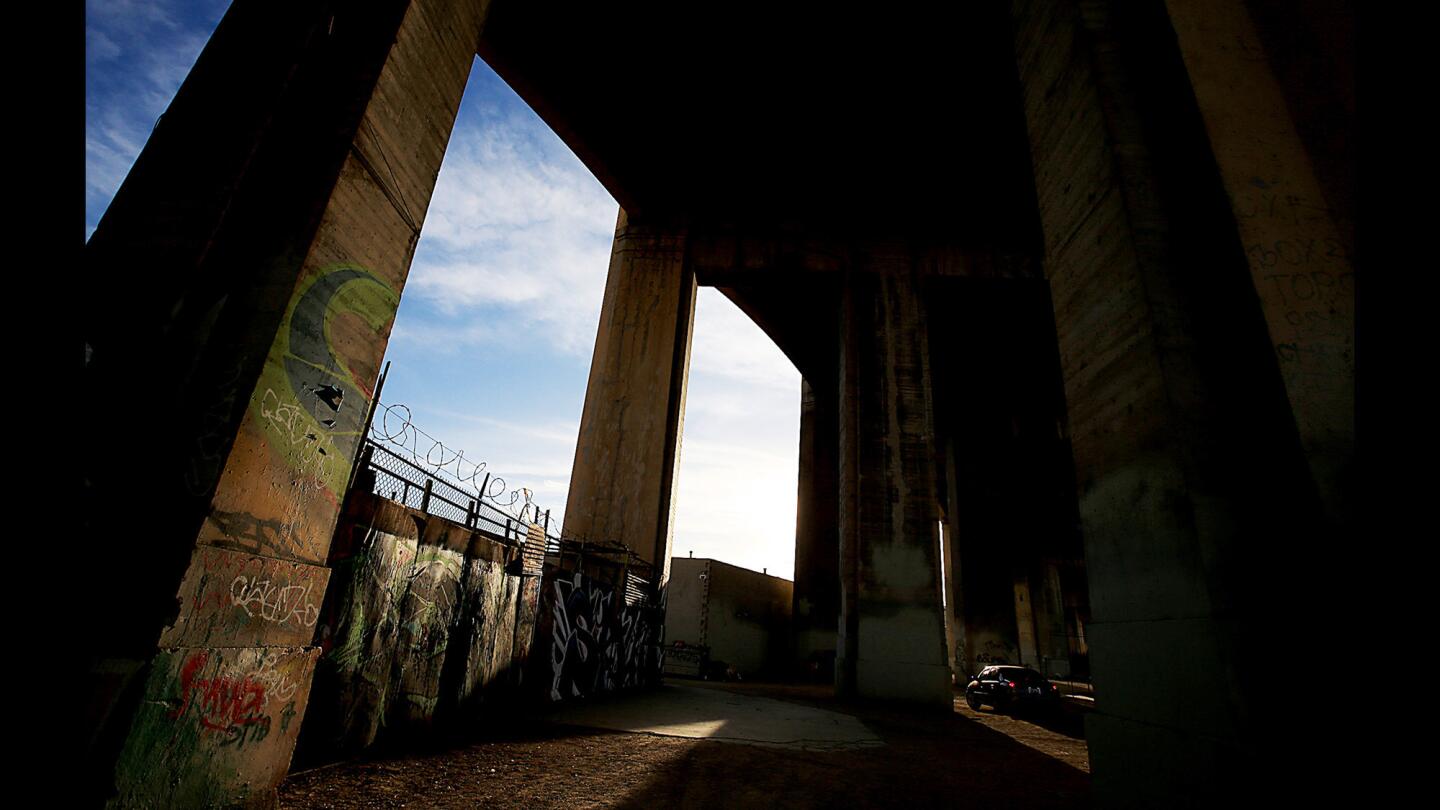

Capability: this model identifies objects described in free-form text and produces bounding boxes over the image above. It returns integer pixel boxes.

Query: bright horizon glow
[85,1,801,581]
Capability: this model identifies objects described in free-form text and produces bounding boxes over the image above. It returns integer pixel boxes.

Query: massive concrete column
[792,378,840,679]
[1012,0,1343,803]
[84,0,489,804]
[927,278,1080,680]
[836,257,950,705]
[1165,0,1354,531]
[564,210,696,583]
[1031,561,1072,678]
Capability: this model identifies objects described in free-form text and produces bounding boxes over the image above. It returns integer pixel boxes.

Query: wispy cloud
[85,0,231,237]
[400,108,619,356]
[671,289,801,578]
[86,14,803,579]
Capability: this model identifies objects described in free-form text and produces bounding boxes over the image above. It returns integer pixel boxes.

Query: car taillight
[1006,681,1016,688]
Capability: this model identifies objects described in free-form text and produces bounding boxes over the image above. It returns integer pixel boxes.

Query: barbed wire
[359,399,656,579]
[369,401,546,525]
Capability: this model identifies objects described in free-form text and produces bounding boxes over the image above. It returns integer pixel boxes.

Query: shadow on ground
[280,680,1090,809]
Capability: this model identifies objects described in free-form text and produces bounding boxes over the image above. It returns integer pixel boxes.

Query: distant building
[664,558,792,680]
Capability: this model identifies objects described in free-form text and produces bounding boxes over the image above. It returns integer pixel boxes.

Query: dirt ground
[279,682,1091,809]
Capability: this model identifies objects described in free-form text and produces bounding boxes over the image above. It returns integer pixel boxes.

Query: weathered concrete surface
[86,0,491,804]
[792,379,840,678]
[304,497,420,754]
[87,2,1350,805]
[533,567,665,702]
[545,684,884,752]
[197,0,492,567]
[386,530,468,732]
[1166,0,1354,530]
[1010,0,1342,803]
[109,646,319,809]
[507,524,547,694]
[665,558,793,679]
[562,210,695,575]
[925,278,1084,683]
[836,264,950,706]
[300,492,538,760]
[447,544,519,717]
[162,545,329,649]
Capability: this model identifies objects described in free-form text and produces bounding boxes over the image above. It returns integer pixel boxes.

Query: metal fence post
[342,361,389,495]
[420,479,433,515]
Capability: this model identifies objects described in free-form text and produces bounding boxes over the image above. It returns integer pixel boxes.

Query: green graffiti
[252,263,399,494]
[280,701,298,734]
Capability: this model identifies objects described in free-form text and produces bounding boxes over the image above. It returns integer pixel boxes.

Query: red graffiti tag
[170,652,270,734]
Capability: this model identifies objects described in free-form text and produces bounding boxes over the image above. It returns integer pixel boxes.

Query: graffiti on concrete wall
[302,495,543,755]
[260,263,399,495]
[162,545,329,649]
[447,556,516,713]
[311,526,419,749]
[168,649,305,751]
[229,574,320,628]
[389,545,465,725]
[616,601,661,690]
[548,571,613,701]
[543,570,663,702]
[171,651,271,747]
[202,264,400,564]
[109,646,319,808]
[259,387,341,488]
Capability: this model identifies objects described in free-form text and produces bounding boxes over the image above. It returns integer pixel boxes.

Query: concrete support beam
[927,278,1080,681]
[836,260,950,706]
[85,0,490,804]
[564,210,697,582]
[1011,0,1338,802]
[1165,0,1354,531]
[1011,574,1039,668]
[792,378,840,679]
[1032,561,1071,678]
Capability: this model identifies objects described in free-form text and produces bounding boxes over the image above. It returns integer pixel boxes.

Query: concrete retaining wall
[532,565,665,702]
[298,492,539,761]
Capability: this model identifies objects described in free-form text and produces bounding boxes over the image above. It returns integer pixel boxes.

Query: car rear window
[1004,669,1045,683]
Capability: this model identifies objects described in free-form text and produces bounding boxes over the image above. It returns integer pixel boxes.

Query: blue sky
[86,1,802,579]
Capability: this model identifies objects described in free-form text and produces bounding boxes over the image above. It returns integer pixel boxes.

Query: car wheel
[965,693,982,710]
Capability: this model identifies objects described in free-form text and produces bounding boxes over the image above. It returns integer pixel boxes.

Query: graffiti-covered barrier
[532,562,665,702]
[296,492,541,762]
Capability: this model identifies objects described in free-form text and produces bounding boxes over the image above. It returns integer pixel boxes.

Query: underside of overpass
[83,0,1353,807]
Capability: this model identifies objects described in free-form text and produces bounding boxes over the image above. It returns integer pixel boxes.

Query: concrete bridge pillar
[1011,0,1348,802]
[835,260,951,706]
[562,210,696,584]
[83,0,490,804]
[792,377,841,679]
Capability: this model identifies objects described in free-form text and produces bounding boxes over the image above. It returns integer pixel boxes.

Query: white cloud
[86,15,804,579]
[671,290,802,579]
[689,290,802,392]
[85,0,231,234]
[86,29,122,62]
[401,111,619,356]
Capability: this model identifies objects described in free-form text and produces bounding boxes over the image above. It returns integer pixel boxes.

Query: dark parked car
[965,665,1060,712]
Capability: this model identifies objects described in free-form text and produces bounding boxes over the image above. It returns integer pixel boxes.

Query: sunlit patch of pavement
[542,684,887,752]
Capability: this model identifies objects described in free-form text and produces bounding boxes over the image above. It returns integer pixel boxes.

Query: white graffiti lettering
[259,388,337,483]
[250,650,300,703]
[230,575,319,628]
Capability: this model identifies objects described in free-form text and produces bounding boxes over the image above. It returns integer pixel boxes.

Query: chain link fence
[350,394,657,592]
